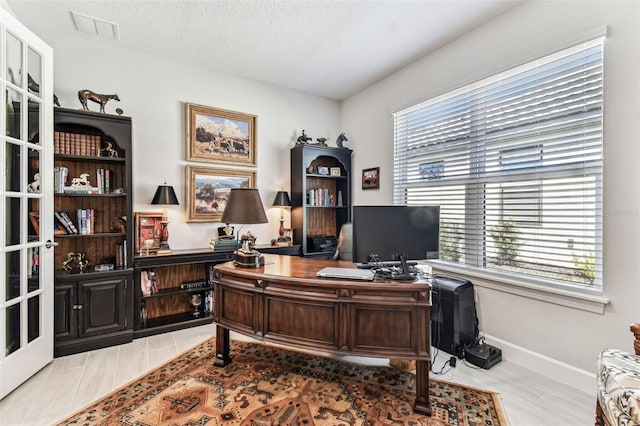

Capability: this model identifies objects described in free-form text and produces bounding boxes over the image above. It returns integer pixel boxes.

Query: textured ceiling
[7,0,521,100]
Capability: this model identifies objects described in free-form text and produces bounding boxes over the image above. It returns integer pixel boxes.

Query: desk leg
[414,360,431,415]
[214,325,231,367]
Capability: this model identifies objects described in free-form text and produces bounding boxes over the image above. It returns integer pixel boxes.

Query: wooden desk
[212,254,432,415]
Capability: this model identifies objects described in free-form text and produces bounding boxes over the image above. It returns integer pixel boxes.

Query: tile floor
[0,324,594,425]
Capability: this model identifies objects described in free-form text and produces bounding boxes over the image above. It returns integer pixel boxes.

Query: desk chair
[333,222,353,261]
[595,323,640,425]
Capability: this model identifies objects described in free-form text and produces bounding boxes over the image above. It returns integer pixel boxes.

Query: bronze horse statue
[78,89,120,113]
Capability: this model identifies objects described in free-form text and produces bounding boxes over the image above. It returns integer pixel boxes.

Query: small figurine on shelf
[62,252,77,271]
[77,253,90,273]
[27,172,40,193]
[296,130,312,145]
[316,137,328,146]
[110,216,126,233]
[101,141,119,158]
[240,231,257,250]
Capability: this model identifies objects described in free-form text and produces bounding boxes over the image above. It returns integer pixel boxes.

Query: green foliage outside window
[489,219,521,266]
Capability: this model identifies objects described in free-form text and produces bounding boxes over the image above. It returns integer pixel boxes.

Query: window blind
[393,38,604,289]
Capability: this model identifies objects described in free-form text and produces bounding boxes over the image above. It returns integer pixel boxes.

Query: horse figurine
[296,130,312,145]
[27,172,40,193]
[316,137,328,146]
[336,133,348,149]
[78,89,120,113]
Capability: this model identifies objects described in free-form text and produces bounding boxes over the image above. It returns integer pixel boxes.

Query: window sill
[426,261,609,314]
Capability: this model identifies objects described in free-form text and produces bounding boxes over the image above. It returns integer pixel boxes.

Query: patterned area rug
[56,338,508,425]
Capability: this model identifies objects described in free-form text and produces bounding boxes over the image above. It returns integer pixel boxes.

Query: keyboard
[355,260,418,269]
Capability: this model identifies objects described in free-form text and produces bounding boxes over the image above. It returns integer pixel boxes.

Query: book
[54,211,73,234]
[60,211,79,234]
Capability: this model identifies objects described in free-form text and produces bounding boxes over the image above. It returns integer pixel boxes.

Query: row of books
[116,241,128,268]
[306,188,334,206]
[54,167,117,195]
[53,209,95,235]
[140,270,159,297]
[54,131,102,157]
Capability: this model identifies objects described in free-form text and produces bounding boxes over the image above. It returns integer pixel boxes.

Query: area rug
[56,338,508,426]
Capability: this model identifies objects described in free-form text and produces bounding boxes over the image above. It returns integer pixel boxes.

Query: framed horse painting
[186,166,256,222]
[185,103,257,167]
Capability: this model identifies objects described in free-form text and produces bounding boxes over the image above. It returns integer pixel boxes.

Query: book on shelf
[59,211,79,234]
[53,166,69,194]
[54,211,74,234]
[54,131,101,156]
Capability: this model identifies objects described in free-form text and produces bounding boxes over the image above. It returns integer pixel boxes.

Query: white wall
[35,31,341,250]
[342,0,640,389]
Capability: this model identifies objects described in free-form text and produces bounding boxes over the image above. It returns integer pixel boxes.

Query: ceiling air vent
[70,11,119,40]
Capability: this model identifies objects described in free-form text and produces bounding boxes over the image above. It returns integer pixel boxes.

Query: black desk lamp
[272,190,291,243]
[151,181,179,254]
[221,188,268,267]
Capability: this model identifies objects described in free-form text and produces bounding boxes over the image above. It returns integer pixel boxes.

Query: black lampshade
[151,183,179,206]
[221,188,268,225]
[272,190,291,207]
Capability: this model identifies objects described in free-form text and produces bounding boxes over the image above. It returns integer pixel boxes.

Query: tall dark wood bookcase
[52,107,134,357]
[290,144,352,257]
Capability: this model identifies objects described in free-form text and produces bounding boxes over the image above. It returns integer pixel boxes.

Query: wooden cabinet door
[79,277,127,337]
[54,282,77,341]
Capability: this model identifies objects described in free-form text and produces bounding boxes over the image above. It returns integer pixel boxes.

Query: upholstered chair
[595,323,640,425]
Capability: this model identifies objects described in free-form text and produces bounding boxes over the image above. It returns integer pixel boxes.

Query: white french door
[0,9,54,399]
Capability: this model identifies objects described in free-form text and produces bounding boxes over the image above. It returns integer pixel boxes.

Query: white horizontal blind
[394,38,604,289]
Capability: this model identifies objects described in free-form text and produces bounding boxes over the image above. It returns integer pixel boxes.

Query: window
[393,37,604,290]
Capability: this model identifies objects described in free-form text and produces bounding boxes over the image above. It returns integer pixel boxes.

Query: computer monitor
[352,205,440,264]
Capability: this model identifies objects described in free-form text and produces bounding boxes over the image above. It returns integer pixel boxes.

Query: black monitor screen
[352,205,440,263]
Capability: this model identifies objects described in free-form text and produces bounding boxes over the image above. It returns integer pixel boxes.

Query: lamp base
[157,242,173,255]
[233,250,263,268]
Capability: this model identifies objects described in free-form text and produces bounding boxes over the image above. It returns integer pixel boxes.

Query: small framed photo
[317,166,330,176]
[362,167,380,190]
[330,167,341,177]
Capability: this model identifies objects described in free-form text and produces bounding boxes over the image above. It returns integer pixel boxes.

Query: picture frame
[317,166,330,176]
[362,167,380,190]
[186,165,256,222]
[185,103,257,166]
[134,212,163,255]
[330,167,341,177]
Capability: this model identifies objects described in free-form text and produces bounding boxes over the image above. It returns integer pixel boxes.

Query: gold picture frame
[186,165,256,222]
[134,212,163,255]
[185,103,257,166]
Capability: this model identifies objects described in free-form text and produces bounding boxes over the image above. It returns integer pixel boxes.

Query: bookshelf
[133,245,301,338]
[52,107,134,357]
[290,144,352,257]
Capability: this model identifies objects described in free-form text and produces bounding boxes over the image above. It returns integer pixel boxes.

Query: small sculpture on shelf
[27,172,40,193]
[61,252,90,272]
[336,132,348,149]
[110,216,126,233]
[78,89,120,113]
[77,253,90,273]
[316,137,328,146]
[296,130,312,145]
[240,230,257,249]
[101,141,119,158]
[70,173,91,188]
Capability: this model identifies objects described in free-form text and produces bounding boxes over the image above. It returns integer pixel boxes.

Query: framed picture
[317,166,330,176]
[185,103,257,166]
[186,165,256,222]
[362,167,380,190]
[135,212,163,254]
[330,167,341,177]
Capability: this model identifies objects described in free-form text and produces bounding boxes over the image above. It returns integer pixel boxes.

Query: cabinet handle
[72,304,83,310]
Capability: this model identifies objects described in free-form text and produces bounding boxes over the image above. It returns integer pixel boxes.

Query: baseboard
[483,333,595,396]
